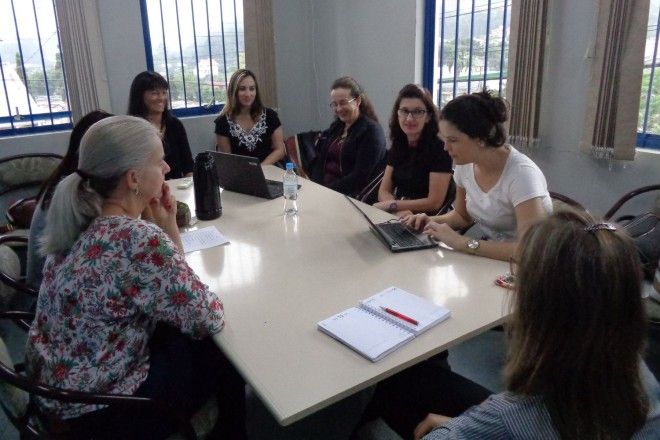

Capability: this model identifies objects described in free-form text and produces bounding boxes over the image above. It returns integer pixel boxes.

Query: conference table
[171,166,510,426]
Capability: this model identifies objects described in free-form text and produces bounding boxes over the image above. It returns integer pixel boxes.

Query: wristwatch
[466,238,480,254]
[388,201,398,212]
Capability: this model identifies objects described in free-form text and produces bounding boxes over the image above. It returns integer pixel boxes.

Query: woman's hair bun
[475,89,508,124]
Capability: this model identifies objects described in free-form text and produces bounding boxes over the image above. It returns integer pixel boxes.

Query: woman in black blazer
[310,76,386,197]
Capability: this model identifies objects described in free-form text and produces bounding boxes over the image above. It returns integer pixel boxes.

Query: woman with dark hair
[128,71,194,179]
[310,76,387,197]
[214,68,285,165]
[413,211,659,439]
[26,115,246,439]
[25,110,113,289]
[404,89,551,261]
[373,84,452,216]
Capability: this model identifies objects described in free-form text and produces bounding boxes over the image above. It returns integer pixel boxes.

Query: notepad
[317,286,451,362]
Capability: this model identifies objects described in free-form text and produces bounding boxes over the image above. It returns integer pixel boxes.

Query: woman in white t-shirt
[403,90,552,261]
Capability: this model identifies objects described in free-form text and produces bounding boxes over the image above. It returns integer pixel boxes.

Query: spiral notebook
[317,287,451,362]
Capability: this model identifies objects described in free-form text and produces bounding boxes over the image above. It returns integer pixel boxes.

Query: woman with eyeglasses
[309,76,386,197]
[215,69,285,165]
[373,84,453,216]
[414,211,660,439]
[128,71,194,180]
[403,89,551,261]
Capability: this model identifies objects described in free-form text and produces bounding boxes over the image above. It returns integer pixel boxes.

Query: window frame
[637,1,660,151]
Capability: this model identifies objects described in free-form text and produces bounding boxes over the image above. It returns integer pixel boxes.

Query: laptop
[345,196,438,253]
[208,151,284,199]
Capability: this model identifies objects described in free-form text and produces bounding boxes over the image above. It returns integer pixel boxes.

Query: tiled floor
[0,324,506,440]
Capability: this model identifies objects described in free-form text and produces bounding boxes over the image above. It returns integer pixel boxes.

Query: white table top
[171,167,510,426]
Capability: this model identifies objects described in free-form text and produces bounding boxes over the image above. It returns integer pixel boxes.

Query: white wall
[273,0,419,136]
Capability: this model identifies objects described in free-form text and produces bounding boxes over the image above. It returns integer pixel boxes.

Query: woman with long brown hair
[310,76,387,197]
[214,68,285,165]
[414,210,659,439]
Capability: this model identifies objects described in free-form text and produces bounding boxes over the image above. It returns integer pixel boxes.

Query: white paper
[180,226,229,253]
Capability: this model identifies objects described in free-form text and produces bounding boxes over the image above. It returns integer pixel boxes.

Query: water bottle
[193,152,222,220]
[283,162,298,215]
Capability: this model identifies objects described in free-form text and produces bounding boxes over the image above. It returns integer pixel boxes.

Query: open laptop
[208,151,284,199]
[345,196,437,253]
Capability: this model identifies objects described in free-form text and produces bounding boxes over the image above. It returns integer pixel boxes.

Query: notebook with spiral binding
[317,287,451,362]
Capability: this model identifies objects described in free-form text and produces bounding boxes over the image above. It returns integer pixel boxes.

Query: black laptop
[345,196,437,252]
[208,151,284,199]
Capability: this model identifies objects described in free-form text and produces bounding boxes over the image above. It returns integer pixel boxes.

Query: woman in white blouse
[403,90,551,261]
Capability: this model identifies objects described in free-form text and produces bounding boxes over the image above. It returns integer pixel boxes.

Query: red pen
[381,306,419,326]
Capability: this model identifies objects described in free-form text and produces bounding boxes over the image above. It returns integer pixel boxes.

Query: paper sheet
[180,226,229,253]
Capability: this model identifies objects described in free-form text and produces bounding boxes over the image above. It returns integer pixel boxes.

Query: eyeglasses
[397,108,427,119]
[329,97,356,110]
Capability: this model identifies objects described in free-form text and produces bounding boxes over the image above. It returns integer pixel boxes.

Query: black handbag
[621,212,660,280]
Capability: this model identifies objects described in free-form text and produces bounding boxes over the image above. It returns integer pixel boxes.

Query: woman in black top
[127,71,194,180]
[214,69,285,165]
[373,84,452,216]
[310,76,387,197]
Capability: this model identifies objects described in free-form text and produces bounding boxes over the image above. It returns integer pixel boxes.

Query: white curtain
[54,0,111,123]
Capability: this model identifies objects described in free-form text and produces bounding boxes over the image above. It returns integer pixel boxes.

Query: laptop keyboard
[379,223,428,247]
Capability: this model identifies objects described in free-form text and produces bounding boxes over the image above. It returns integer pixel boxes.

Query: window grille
[423,0,511,108]
[0,0,72,137]
[638,0,660,150]
[140,0,245,117]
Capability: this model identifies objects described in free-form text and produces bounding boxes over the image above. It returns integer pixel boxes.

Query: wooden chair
[0,311,219,439]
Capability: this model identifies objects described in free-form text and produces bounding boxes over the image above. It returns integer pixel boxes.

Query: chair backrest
[0,318,30,432]
[0,243,21,312]
[549,191,586,213]
[0,236,37,307]
[604,184,660,221]
[284,131,321,179]
[0,153,63,197]
[357,170,384,205]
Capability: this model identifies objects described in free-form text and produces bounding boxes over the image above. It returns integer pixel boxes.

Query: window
[423,0,511,107]
[0,0,72,137]
[638,0,660,150]
[140,0,245,117]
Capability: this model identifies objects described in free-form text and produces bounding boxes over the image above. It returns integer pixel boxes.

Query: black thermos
[193,152,222,220]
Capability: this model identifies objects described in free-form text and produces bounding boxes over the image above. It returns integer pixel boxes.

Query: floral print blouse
[25,216,225,419]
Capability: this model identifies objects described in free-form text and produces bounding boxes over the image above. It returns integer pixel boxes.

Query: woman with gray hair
[26,115,246,439]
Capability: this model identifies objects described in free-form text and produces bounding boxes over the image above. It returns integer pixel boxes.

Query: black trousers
[353,358,492,440]
[64,324,247,440]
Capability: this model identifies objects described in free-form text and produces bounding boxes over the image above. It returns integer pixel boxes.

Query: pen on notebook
[381,306,419,326]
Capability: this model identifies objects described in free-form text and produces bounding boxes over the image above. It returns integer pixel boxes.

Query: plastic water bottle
[283,162,298,215]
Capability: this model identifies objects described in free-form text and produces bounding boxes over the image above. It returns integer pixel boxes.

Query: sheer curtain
[54,0,111,123]
[579,0,649,160]
[506,0,549,152]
